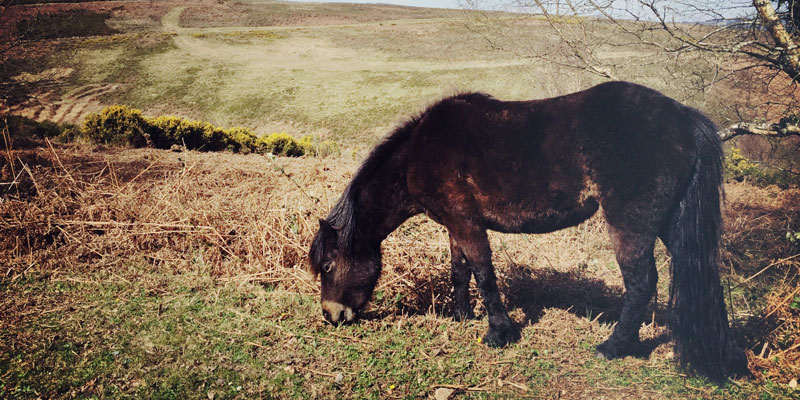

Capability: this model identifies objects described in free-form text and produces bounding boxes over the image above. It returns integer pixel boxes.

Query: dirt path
[160,5,530,73]
[162,5,463,34]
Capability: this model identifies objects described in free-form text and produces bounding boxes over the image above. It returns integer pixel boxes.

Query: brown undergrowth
[722,183,800,383]
[1,139,799,390]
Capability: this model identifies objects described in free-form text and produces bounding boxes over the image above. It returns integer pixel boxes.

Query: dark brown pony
[309,81,748,380]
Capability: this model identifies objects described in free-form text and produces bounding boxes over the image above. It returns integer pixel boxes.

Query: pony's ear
[318,219,337,250]
[309,219,338,276]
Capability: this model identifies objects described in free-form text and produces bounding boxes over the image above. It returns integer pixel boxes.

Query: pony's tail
[666,114,748,381]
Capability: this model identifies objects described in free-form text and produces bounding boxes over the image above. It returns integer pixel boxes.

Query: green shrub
[34,120,62,138]
[56,123,81,143]
[83,105,149,147]
[1,115,62,139]
[724,147,799,188]
[144,115,175,148]
[314,139,341,158]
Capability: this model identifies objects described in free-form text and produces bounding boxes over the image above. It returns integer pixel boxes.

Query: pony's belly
[482,196,599,234]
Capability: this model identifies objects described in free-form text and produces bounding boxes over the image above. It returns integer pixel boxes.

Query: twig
[45,138,75,184]
[2,117,18,196]
[288,268,318,294]
[505,381,530,392]
[142,161,196,220]
[733,254,800,289]
[217,272,284,283]
[268,157,320,204]
[2,168,24,193]
[591,312,605,323]
[684,384,712,394]
[773,341,800,358]
[19,158,42,195]
[431,378,542,397]
[118,156,159,194]
[759,342,769,358]
[761,285,800,321]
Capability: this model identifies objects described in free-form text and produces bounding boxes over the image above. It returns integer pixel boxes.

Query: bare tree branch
[463,0,800,142]
[722,121,800,141]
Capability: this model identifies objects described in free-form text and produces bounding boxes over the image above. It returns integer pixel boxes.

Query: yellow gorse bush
[81,105,338,157]
[83,105,149,147]
[256,132,309,157]
[724,147,799,188]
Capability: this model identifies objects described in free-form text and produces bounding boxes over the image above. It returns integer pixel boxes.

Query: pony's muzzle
[322,301,355,325]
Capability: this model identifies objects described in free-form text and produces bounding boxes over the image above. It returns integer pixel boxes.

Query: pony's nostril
[336,309,345,323]
[322,309,331,322]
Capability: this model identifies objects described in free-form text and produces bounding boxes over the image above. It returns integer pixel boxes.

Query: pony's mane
[326,116,419,255]
[326,92,491,255]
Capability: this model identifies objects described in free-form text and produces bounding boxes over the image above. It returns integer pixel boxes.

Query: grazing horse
[308,81,748,380]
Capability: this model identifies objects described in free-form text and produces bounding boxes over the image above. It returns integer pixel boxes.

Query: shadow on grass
[364,261,672,357]
[501,263,626,325]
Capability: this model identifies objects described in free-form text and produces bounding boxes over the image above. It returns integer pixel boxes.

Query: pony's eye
[323,263,333,274]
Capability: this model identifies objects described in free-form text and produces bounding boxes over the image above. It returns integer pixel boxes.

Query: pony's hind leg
[449,235,476,321]
[596,226,658,359]
[447,224,519,347]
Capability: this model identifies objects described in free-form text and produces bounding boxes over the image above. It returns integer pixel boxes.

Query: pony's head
[309,219,381,325]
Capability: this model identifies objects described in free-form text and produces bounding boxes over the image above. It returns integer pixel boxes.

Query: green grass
[0,261,775,399]
[70,33,178,94]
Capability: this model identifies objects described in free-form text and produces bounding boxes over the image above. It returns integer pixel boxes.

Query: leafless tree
[463,1,800,142]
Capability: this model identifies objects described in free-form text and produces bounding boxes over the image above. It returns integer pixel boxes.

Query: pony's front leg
[449,226,519,347]
[449,235,475,321]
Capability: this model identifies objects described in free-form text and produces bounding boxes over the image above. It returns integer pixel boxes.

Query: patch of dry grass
[722,183,800,385]
[1,140,799,398]
[1,141,332,285]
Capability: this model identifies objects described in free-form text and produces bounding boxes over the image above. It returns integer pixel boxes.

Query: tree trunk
[753,0,800,81]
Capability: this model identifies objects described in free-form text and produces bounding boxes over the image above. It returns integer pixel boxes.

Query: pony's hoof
[595,340,621,359]
[483,324,519,348]
[596,338,641,360]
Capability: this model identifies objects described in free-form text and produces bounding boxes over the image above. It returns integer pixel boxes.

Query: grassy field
[9,0,552,144]
[2,1,800,399]
[7,1,741,144]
